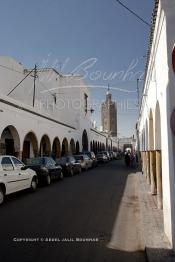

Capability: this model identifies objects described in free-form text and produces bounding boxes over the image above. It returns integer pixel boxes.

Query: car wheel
[31,177,37,192]
[0,187,5,205]
[46,175,51,185]
[60,172,64,180]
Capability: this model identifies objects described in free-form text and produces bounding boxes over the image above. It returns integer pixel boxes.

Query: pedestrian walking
[125,151,131,167]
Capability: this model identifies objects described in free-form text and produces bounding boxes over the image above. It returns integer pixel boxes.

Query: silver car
[74,154,93,171]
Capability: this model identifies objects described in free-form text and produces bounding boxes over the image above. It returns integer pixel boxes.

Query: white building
[118,137,136,152]
[138,0,175,250]
[0,56,118,161]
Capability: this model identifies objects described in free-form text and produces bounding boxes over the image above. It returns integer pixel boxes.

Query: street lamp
[85,107,95,114]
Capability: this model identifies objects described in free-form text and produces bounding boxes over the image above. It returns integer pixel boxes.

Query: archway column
[142,151,147,178]
[52,138,61,159]
[76,141,80,154]
[82,130,88,151]
[150,150,157,195]
[18,151,23,160]
[156,150,163,209]
[22,132,39,161]
[70,139,76,155]
[146,151,151,185]
[40,135,51,157]
[144,152,147,180]
[61,138,69,156]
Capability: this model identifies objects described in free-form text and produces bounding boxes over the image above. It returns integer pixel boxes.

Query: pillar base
[150,150,157,195]
[156,150,163,210]
[146,151,151,185]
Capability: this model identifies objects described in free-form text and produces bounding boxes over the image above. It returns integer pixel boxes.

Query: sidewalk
[137,172,175,262]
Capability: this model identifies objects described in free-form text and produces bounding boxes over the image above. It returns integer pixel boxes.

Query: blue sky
[0,0,153,137]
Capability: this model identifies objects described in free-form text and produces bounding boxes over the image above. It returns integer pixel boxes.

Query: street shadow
[0,160,147,262]
[145,247,175,262]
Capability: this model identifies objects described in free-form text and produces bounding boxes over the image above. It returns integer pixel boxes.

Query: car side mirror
[21,166,27,170]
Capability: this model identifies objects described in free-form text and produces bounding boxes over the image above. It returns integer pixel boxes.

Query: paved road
[0,160,147,262]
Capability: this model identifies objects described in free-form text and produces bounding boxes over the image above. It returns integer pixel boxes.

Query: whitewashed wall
[139,0,175,248]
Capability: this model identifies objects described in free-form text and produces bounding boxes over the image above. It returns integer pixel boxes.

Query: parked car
[74,154,93,171]
[0,155,38,205]
[100,151,110,161]
[109,151,114,160]
[116,152,123,160]
[56,156,81,176]
[113,151,118,159]
[26,157,63,185]
[81,151,98,167]
[96,153,108,163]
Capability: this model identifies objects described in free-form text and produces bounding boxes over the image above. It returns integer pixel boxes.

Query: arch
[82,130,88,151]
[92,141,95,152]
[95,141,98,153]
[148,109,154,150]
[75,141,80,154]
[70,138,76,155]
[22,131,38,161]
[100,142,102,151]
[52,137,61,159]
[155,102,161,150]
[102,143,105,150]
[40,135,51,156]
[90,141,93,151]
[97,142,100,152]
[62,138,69,156]
[0,125,20,157]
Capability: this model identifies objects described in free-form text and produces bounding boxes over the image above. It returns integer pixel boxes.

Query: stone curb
[137,172,175,262]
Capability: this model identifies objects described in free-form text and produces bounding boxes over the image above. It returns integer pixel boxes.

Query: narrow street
[0,160,147,262]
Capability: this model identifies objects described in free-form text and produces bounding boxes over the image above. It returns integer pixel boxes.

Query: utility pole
[137,78,140,108]
[33,64,37,107]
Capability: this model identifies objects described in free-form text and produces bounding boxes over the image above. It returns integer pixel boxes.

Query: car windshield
[57,157,67,165]
[101,151,107,155]
[69,157,75,162]
[83,152,90,157]
[27,158,45,165]
[97,154,103,157]
[74,155,83,161]
[45,157,56,166]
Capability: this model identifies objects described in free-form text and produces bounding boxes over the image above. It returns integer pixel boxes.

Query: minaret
[106,84,112,101]
[101,85,117,137]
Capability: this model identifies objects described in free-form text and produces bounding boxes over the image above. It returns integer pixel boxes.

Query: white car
[74,154,93,170]
[0,155,38,205]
